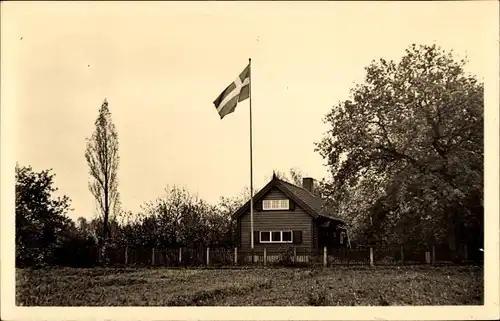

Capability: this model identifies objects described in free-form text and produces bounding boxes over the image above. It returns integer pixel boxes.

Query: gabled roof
[231,175,343,222]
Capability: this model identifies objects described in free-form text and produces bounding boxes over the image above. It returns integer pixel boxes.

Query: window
[262,199,289,210]
[260,230,293,243]
[282,231,292,242]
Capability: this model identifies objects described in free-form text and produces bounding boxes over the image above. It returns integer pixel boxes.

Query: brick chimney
[302,177,314,193]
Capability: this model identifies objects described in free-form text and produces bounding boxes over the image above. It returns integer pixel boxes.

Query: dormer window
[262,199,289,210]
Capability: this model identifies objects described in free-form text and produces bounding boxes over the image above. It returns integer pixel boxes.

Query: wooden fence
[104,244,482,267]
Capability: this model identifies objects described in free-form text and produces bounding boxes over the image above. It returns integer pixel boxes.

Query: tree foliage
[85,98,120,258]
[315,44,483,248]
[70,186,241,254]
[133,186,236,248]
[271,167,304,186]
[15,164,74,266]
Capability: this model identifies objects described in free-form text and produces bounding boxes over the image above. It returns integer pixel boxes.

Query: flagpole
[249,58,254,256]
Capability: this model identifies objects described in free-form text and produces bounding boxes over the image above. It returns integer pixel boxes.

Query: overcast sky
[2,1,496,221]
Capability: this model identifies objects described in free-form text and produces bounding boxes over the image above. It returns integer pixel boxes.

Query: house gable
[259,187,296,211]
[231,177,321,220]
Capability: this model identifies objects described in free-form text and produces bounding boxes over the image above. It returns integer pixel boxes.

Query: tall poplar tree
[85,98,120,262]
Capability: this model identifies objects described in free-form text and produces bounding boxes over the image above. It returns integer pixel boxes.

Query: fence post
[179,248,182,265]
[370,247,374,267]
[293,247,297,264]
[234,247,238,264]
[425,251,431,264]
[206,247,210,266]
[400,245,404,264]
[125,246,128,265]
[323,246,327,267]
[264,247,267,266]
[152,248,156,266]
[432,245,436,264]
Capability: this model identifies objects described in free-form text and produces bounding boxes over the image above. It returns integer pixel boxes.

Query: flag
[213,64,250,119]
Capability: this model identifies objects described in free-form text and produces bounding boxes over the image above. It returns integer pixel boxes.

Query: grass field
[16,265,483,306]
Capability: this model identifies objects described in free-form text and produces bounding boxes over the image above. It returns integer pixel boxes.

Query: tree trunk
[102,180,110,265]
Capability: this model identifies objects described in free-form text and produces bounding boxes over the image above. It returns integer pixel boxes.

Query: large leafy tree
[85,98,120,261]
[316,44,483,249]
[15,164,73,266]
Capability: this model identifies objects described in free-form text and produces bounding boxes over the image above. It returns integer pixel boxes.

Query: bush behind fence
[103,244,481,268]
[19,244,482,268]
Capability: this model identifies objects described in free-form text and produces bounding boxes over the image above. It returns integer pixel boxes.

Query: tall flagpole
[249,58,254,254]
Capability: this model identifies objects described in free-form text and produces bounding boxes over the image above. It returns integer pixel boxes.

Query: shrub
[52,236,98,267]
[275,245,295,266]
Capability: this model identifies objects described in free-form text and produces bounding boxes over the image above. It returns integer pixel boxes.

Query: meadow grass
[16,265,482,306]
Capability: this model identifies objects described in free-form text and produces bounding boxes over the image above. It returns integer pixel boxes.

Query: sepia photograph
[1,1,498,320]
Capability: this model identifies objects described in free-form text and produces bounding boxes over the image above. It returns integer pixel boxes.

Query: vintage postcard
[1,1,498,320]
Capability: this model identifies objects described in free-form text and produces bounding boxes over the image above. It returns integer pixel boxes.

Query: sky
[2,1,497,222]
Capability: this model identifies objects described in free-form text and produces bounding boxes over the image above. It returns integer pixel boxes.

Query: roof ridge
[279,179,322,200]
[278,180,332,217]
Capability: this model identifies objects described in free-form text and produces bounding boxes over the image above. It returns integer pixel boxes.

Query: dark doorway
[318,220,348,250]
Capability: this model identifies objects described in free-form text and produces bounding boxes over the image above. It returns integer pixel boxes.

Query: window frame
[260,231,271,242]
[262,199,290,211]
[282,231,293,242]
[259,230,293,243]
